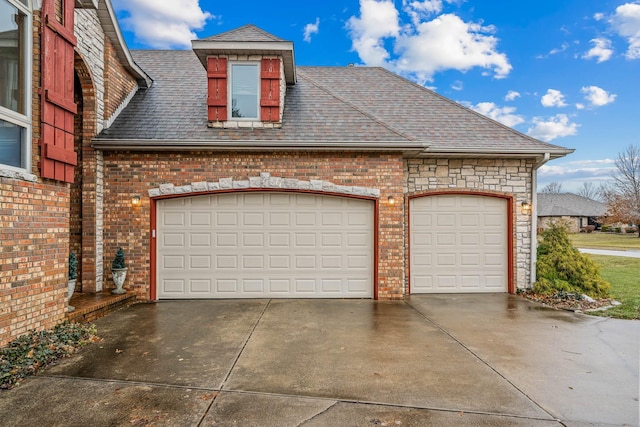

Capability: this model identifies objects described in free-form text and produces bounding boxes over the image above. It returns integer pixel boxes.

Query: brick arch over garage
[148,174,382,300]
[71,52,103,293]
[407,190,515,294]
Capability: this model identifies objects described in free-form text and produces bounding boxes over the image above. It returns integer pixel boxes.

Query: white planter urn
[68,279,76,312]
[111,268,128,294]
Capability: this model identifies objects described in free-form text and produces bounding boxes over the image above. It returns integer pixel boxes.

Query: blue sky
[112,0,640,193]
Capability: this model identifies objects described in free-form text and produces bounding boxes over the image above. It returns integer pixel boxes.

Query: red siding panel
[207,57,228,122]
[40,0,77,183]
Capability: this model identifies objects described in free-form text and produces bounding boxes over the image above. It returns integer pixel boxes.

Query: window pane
[0,0,24,114]
[231,64,258,119]
[0,119,22,168]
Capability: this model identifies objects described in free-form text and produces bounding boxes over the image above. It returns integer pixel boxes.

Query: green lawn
[587,254,640,320]
[569,232,640,250]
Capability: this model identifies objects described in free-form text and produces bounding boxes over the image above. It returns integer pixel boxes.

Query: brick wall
[405,158,534,289]
[101,151,406,300]
[0,179,70,346]
[103,36,138,121]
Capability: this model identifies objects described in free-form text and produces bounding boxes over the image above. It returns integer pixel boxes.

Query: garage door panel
[163,212,185,226]
[216,212,237,226]
[163,233,185,247]
[410,195,508,293]
[295,233,316,247]
[242,233,264,247]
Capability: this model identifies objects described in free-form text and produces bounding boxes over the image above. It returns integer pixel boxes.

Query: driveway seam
[218,299,272,390]
[404,299,562,424]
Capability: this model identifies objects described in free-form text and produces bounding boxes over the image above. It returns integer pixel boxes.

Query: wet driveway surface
[1,294,638,426]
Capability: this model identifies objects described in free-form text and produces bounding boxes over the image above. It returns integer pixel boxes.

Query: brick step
[66,291,137,323]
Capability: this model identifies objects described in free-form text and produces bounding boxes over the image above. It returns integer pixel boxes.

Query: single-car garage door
[410,194,508,293]
[156,192,374,299]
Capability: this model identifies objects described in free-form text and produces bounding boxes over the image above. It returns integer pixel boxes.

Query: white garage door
[410,195,508,293]
[157,192,374,299]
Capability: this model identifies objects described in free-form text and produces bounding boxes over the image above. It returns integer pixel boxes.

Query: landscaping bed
[1,322,99,390]
[520,290,620,314]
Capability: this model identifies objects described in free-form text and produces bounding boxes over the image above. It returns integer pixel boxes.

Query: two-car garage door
[410,195,508,293]
[156,192,374,299]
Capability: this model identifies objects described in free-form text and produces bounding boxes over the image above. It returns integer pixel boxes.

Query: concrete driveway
[1,294,637,426]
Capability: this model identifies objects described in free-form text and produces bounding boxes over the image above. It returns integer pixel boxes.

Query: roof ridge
[200,24,285,42]
[374,67,574,154]
[297,68,418,143]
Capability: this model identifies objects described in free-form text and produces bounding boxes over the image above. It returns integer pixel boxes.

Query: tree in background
[602,145,640,237]
[577,181,602,201]
[540,181,564,193]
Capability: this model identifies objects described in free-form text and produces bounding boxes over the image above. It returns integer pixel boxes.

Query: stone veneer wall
[102,151,405,300]
[405,158,534,290]
[74,8,105,133]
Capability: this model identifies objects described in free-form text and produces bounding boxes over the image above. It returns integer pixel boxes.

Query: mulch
[521,292,619,313]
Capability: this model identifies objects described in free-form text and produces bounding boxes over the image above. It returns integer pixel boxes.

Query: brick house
[1,1,572,346]
[0,0,150,346]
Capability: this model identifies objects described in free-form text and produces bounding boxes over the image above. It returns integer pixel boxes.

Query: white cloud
[538,159,616,192]
[394,14,511,83]
[304,18,320,42]
[346,0,400,66]
[505,90,520,101]
[466,102,525,128]
[581,85,617,106]
[594,12,605,21]
[582,38,614,62]
[347,1,511,83]
[402,0,458,25]
[451,80,463,91]
[527,114,579,141]
[549,42,570,55]
[112,0,212,49]
[541,89,568,107]
[610,2,640,59]
[576,103,585,110]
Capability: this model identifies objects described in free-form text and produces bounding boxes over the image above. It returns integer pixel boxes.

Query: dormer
[192,25,296,129]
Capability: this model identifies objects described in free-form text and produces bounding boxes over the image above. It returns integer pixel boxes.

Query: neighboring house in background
[1,3,573,347]
[537,193,606,233]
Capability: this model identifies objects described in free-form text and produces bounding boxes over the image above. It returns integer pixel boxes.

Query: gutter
[91,139,428,154]
[531,152,551,285]
[97,0,152,88]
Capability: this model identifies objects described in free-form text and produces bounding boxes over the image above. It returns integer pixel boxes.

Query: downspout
[531,153,550,285]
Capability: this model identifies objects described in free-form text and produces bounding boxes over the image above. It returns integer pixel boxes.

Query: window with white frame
[230,63,259,119]
[0,0,31,170]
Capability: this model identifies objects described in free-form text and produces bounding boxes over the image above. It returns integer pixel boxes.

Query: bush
[1,322,97,389]
[615,227,622,233]
[533,223,610,298]
[601,225,611,232]
[626,227,638,234]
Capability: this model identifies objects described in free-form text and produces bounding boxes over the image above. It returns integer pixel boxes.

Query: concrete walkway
[579,247,640,258]
[0,295,637,426]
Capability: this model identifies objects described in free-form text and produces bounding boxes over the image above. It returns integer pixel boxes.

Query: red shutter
[40,0,77,183]
[260,59,280,122]
[207,57,227,121]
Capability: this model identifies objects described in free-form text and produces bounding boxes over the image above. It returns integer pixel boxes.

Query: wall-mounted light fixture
[387,195,395,205]
[132,195,141,207]
[521,202,531,214]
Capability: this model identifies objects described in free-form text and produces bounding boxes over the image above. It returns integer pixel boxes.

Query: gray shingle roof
[537,193,606,217]
[199,24,285,42]
[95,49,572,158]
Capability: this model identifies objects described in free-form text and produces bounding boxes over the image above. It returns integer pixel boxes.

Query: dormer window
[192,24,296,128]
[230,63,259,119]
